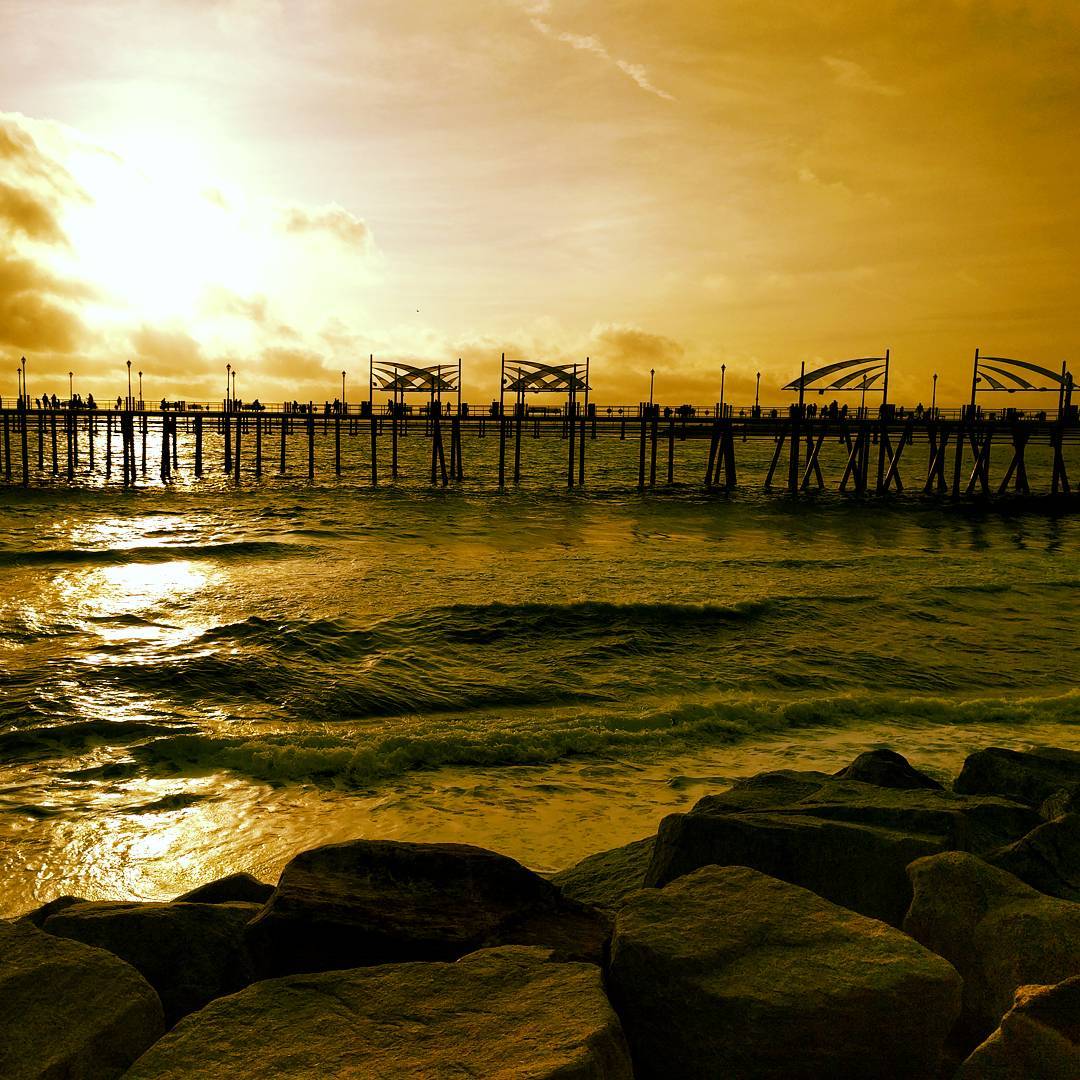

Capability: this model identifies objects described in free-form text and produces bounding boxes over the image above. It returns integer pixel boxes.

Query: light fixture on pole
[231,369,237,405]
[138,371,143,407]
[21,356,26,408]
[720,363,726,416]
[69,371,73,403]
[755,371,761,413]
[342,370,346,411]
[126,361,132,410]
[649,368,655,409]
[226,363,231,411]
[931,373,938,416]
[17,366,22,406]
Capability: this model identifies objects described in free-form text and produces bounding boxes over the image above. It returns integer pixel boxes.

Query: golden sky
[2,0,1077,406]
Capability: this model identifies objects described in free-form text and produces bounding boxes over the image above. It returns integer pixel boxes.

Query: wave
[0,540,315,568]
[131,689,1080,788]
[0,718,195,761]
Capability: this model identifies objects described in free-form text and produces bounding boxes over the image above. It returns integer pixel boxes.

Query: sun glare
[60,135,266,325]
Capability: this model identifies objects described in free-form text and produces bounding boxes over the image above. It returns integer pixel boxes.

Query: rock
[551,836,655,910]
[124,945,633,1079]
[0,920,163,1080]
[15,893,87,927]
[955,746,1080,808]
[174,871,274,905]
[956,977,1080,1079]
[833,748,944,790]
[644,770,1037,925]
[1039,788,1075,821]
[44,900,259,1026]
[245,839,610,978]
[607,865,961,1080]
[903,851,1080,1042]
[988,813,1080,902]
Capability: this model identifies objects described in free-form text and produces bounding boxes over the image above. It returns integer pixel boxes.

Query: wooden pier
[0,402,1076,500]
[4,351,1074,499]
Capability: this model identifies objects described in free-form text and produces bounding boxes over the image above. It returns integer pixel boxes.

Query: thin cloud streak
[529,16,675,101]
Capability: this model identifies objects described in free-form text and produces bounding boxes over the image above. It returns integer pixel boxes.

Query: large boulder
[44,900,259,1026]
[607,865,961,1080]
[903,851,1080,1042]
[245,839,610,978]
[174,872,274,905]
[644,768,1037,925]
[833,748,944,790]
[955,746,1080,807]
[15,894,87,927]
[551,836,655,911]
[988,813,1080,902]
[124,945,633,1079]
[956,977,1080,1079]
[0,920,163,1080]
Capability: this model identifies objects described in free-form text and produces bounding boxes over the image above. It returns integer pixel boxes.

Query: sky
[1,0,1078,407]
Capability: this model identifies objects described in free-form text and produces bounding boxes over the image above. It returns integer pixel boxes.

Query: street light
[21,357,26,408]
[17,366,22,406]
[138,371,143,408]
[342,370,346,412]
[931,373,938,417]
[755,371,761,413]
[720,363,726,417]
[126,361,132,410]
[226,363,231,411]
[68,371,73,404]
[649,368,655,409]
[231,369,237,406]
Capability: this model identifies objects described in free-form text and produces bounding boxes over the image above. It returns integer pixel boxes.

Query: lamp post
[755,371,761,415]
[720,363,726,417]
[68,371,73,405]
[138,371,143,408]
[931,373,938,417]
[231,369,237,406]
[126,361,132,410]
[21,356,26,408]
[649,368,655,411]
[341,370,346,413]
[226,363,231,412]
[17,366,22,407]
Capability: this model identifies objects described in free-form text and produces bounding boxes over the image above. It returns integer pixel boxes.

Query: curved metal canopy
[503,360,589,394]
[783,356,888,392]
[372,361,459,394]
[975,355,1068,392]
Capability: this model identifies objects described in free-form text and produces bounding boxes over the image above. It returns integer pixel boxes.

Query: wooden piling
[106,413,112,478]
[194,413,203,477]
[369,411,377,485]
[20,404,29,487]
[307,408,315,480]
[256,413,263,478]
[50,412,58,476]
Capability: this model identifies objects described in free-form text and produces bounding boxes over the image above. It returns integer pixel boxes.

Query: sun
[57,133,267,326]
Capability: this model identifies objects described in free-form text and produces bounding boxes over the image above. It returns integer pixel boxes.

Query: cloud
[589,323,684,367]
[823,57,901,97]
[0,253,90,353]
[130,326,213,374]
[279,202,371,250]
[529,16,674,101]
[0,180,67,245]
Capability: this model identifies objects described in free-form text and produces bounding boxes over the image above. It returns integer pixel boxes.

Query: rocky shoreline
[2,745,1078,1078]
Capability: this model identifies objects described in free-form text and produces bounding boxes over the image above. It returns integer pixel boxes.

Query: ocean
[0,427,1077,915]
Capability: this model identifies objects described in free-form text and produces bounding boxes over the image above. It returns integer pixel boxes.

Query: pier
[2,351,1075,500]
